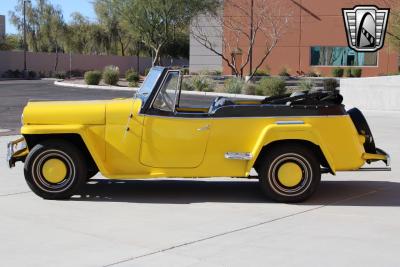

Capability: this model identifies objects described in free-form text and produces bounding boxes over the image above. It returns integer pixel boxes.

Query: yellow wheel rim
[277,162,303,187]
[42,159,67,184]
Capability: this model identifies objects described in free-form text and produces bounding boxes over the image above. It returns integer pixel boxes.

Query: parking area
[0,80,215,135]
[0,80,399,267]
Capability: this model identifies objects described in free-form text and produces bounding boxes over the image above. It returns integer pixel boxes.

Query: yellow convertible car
[7,67,390,202]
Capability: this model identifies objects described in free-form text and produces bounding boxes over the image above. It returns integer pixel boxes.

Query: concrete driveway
[0,110,399,267]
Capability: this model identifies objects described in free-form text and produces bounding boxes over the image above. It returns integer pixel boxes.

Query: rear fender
[247,123,336,174]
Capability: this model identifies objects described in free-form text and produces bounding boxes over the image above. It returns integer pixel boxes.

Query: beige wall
[190,14,223,72]
[0,51,188,75]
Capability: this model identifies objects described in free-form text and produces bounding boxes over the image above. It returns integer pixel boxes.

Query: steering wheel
[208,96,235,114]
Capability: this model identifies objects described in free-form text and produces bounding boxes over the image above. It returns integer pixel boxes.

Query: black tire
[86,167,99,180]
[258,144,321,203]
[24,140,87,199]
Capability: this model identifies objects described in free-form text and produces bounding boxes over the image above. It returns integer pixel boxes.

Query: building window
[310,46,377,66]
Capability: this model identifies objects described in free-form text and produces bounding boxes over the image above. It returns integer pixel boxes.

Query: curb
[54,81,265,100]
[54,80,135,91]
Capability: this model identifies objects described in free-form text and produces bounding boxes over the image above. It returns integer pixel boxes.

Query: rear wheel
[86,166,99,180]
[86,168,99,180]
[258,144,321,202]
[24,140,87,199]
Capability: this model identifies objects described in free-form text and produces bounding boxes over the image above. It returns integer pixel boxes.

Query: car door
[140,71,211,168]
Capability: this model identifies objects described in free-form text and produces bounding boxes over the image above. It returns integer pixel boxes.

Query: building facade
[0,15,5,42]
[190,14,223,72]
[190,0,398,77]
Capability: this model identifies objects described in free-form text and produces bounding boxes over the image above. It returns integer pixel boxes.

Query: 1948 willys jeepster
[7,67,391,202]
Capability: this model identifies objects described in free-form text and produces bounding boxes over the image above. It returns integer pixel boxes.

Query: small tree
[94,0,133,56]
[9,0,66,71]
[114,0,219,66]
[191,0,293,79]
[388,6,400,52]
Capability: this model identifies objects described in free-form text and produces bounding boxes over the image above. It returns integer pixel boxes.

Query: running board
[321,167,391,173]
[347,167,392,172]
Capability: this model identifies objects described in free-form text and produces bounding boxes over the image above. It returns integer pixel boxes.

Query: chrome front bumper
[7,137,28,168]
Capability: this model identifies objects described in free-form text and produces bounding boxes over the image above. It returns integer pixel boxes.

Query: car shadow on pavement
[72,179,400,206]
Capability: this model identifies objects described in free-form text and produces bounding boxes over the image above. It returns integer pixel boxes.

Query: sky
[0,0,97,34]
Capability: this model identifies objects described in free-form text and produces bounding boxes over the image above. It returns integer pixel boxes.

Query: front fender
[247,123,336,174]
[21,124,107,174]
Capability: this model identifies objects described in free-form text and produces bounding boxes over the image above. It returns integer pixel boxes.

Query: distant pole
[23,0,27,74]
[23,0,31,78]
[136,41,140,73]
[69,51,72,79]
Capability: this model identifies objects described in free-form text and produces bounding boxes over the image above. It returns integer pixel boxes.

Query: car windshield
[136,67,164,105]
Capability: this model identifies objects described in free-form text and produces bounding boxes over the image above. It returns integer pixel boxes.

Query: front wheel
[258,144,321,203]
[24,140,87,199]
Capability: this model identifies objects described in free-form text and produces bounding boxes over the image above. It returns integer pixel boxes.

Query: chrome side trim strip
[225,152,253,160]
[343,167,391,172]
[276,120,305,125]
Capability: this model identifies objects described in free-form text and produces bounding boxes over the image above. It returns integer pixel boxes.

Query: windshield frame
[136,66,168,112]
[148,70,181,114]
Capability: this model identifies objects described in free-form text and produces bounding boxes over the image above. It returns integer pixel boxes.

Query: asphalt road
[0,80,215,135]
[0,80,399,267]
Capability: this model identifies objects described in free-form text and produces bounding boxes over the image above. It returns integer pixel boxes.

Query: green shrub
[2,69,22,78]
[180,79,191,91]
[144,68,151,76]
[253,68,269,76]
[323,79,339,91]
[181,79,194,91]
[306,68,321,77]
[185,75,216,92]
[243,83,256,95]
[299,79,314,91]
[12,69,22,78]
[214,70,222,76]
[351,68,362,77]
[278,67,290,77]
[256,77,286,96]
[84,70,102,85]
[306,71,318,77]
[128,81,139,87]
[199,69,222,76]
[28,70,37,79]
[181,68,189,75]
[224,78,245,94]
[103,65,119,85]
[55,71,67,79]
[332,67,344,77]
[345,68,352,77]
[66,69,85,78]
[125,68,139,83]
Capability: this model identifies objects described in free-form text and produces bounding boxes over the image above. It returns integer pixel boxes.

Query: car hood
[22,100,112,125]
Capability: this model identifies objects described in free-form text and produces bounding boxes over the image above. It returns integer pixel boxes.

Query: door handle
[197,124,210,131]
